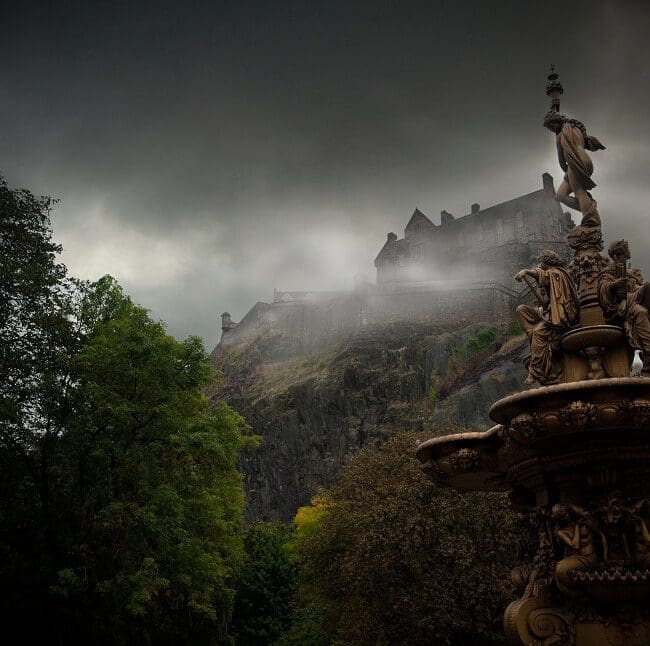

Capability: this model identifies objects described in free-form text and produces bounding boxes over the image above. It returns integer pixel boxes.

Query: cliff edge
[210,320,528,521]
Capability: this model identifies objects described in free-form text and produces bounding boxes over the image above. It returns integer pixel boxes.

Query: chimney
[471,203,480,214]
[221,312,236,332]
[542,172,554,193]
[387,232,397,242]
[440,210,455,226]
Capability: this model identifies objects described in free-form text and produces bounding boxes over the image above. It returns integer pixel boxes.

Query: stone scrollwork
[512,399,650,437]
[527,606,576,646]
[504,598,575,646]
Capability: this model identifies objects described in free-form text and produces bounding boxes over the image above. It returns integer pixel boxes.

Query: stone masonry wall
[218,283,520,354]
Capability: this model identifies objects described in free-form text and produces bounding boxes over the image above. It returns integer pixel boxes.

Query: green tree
[231,522,297,645]
[286,432,517,646]
[0,177,255,644]
[0,175,78,630]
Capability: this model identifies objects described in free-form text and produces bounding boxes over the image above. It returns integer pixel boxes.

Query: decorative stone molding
[508,412,542,446]
[559,400,597,430]
[567,225,604,253]
[504,598,575,646]
[448,447,480,472]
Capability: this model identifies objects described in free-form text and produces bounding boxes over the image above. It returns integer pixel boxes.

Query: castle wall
[375,174,573,286]
[218,283,519,354]
[365,283,517,328]
[217,174,571,356]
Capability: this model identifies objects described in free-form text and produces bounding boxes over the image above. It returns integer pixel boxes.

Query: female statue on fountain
[515,250,579,385]
[543,110,606,228]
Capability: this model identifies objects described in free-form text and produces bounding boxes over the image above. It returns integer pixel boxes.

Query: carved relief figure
[630,500,650,567]
[551,504,601,591]
[596,494,631,562]
[543,110,605,228]
[598,240,650,376]
[515,250,579,385]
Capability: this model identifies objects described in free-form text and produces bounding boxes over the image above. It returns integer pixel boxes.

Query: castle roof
[374,234,410,266]
[448,187,549,227]
[405,208,437,234]
[374,174,565,275]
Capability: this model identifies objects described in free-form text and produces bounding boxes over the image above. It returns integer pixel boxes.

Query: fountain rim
[415,425,502,463]
[489,376,650,424]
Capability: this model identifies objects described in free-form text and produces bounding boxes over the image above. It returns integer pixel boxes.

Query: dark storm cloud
[2,1,650,347]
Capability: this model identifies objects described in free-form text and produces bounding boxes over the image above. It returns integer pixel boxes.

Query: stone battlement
[216,280,524,354]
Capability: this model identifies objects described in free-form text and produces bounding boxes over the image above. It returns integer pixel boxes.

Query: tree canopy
[285,432,517,646]
[230,522,296,645]
[0,174,519,645]
[0,177,255,644]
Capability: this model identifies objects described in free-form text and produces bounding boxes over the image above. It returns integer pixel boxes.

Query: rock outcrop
[211,321,528,522]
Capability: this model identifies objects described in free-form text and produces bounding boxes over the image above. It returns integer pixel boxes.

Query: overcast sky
[2,1,649,348]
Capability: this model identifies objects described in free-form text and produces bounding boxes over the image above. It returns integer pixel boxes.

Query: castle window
[496,218,503,240]
[457,231,464,247]
[476,223,483,242]
[515,211,524,228]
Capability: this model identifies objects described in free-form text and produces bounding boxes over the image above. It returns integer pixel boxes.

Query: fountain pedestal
[416,230,650,644]
[418,372,650,645]
[415,68,650,644]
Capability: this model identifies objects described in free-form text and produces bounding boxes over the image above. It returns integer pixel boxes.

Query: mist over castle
[4,2,650,643]
[216,173,574,353]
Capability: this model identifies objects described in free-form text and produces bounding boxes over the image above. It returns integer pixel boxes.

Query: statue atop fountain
[415,68,650,646]
[543,66,606,229]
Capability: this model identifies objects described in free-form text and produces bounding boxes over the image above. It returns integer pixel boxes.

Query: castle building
[374,173,573,286]
[215,173,573,353]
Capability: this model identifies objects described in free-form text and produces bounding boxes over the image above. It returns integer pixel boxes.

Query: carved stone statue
[417,68,650,646]
[551,504,601,592]
[598,240,650,376]
[543,110,605,228]
[515,250,579,385]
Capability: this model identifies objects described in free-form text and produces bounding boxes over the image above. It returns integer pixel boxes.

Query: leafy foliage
[505,318,523,337]
[0,177,255,644]
[452,327,498,363]
[231,522,297,644]
[286,432,517,645]
[439,326,500,397]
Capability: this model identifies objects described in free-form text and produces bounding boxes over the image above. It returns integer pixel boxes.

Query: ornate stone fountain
[416,69,650,645]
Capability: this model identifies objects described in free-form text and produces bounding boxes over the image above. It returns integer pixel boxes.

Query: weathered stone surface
[211,321,528,521]
[375,173,573,285]
[433,360,527,430]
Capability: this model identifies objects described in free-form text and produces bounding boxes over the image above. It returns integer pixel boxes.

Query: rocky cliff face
[210,321,528,522]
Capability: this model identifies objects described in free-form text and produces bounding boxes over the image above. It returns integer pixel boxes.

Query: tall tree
[286,432,517,646]
[0,177,255,644]
[0,176,75,607]
[231,522,297,645]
